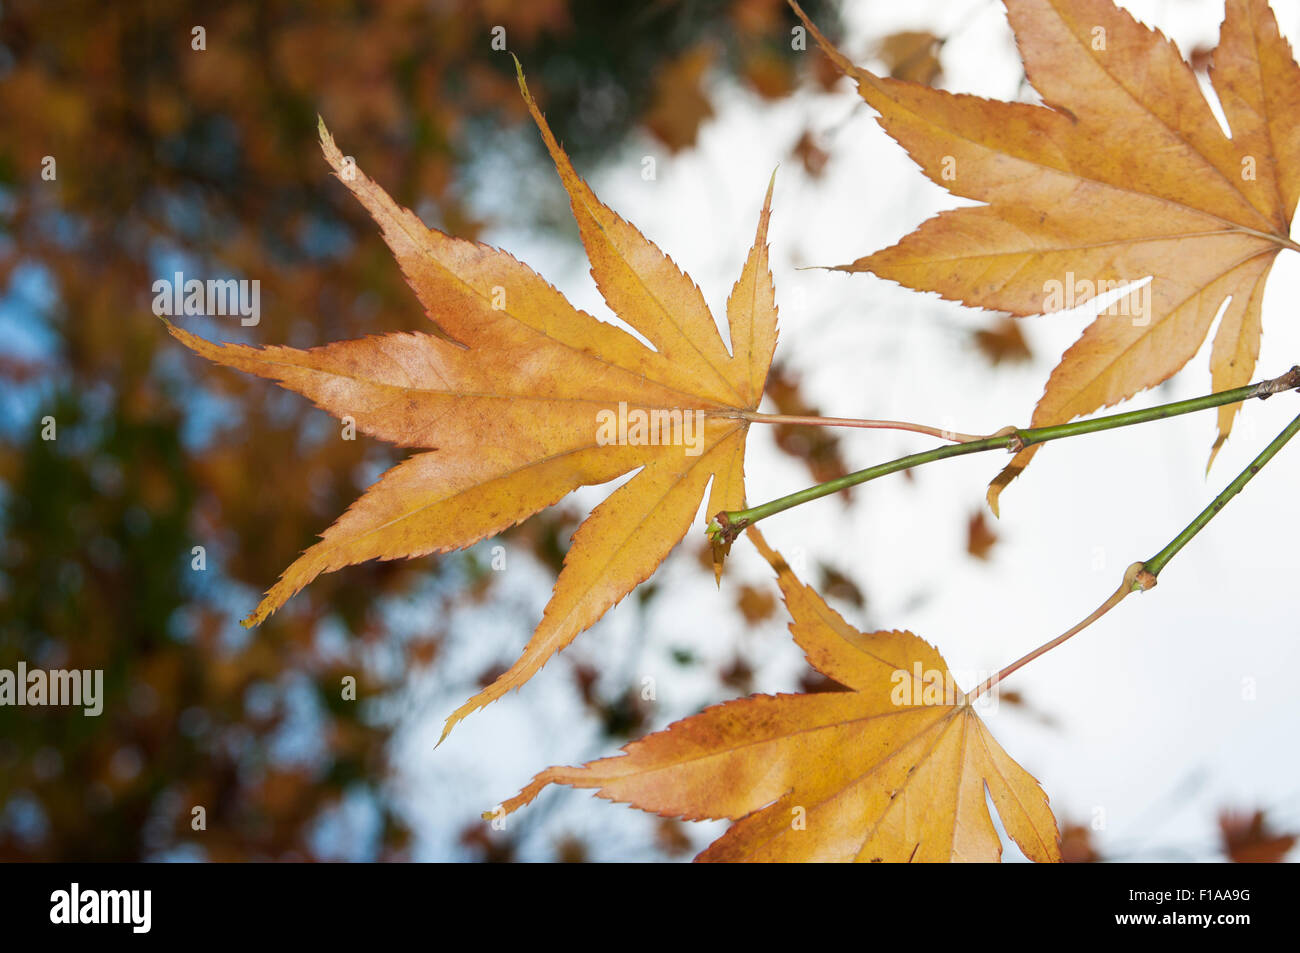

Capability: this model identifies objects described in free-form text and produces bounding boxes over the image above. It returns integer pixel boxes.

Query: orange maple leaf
[795,0,1300,511]
[495,530,1061,862]
[165,66,779,739]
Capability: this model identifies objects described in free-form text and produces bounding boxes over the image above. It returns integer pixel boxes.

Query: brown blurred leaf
[573,663,600,709]
[742,48,797,99]
[875,31,943,86]
[793,128,830,178]
[735,583,777,624]
[1219,808,1297,863]
[966,511,999,561]
[973,316,1033,366]
[574,663,651,739]
[729,0,784,37]
[720,655,754,694]
[818,563,865,608]
[554,833,588,863]
[797,670,851,694]
[1060,821,1103,863]
[408,634,442,669]
[655,817,694,856]
[476,663,510,690]
[459,822,516,863]
[644,44,716,151]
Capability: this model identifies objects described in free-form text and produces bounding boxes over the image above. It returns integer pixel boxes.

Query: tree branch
[708,365,1300,545]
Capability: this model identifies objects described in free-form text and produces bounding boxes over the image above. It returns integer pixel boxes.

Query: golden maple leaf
[165,67,779,739]
[496,530,1061,863]
[795,0,1300,511]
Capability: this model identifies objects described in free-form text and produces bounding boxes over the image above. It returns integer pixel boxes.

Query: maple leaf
[164,65,779,739]
[794,0,1300,512]
[495,530,1061,862]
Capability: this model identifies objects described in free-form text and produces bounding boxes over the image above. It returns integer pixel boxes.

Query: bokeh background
[1,0,1296,862]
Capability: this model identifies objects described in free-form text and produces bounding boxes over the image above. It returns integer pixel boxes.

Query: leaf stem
[710,365,1300,544]
[963,562,1144,704]
[738,410,986,444]
[965,407,1300,702]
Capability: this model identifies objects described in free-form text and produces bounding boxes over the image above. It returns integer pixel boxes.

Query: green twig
[710,365,1300,545]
